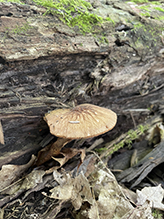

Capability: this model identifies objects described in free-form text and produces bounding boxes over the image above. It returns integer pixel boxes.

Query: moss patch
[126,0,149,3]
[33,0,104,34]
[154,6,164,12]
[107,125,149,156]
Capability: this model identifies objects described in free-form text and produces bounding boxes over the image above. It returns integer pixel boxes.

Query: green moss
[106,17,115,24]
[97,35,109,44]
[133,22,144,29]
[126,0,149,3]
[11,23,33,34]
[151,2,162,5]
[139,5,151,11]
[140,12,151,17]
[107,125,149,155]
[154,6,164,12]
[33,0,104,34]
[1,0,110,35]
[156,16,164,20]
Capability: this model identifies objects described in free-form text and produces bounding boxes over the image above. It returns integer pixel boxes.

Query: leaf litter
[1,117,164,218]
[1,150,164,218]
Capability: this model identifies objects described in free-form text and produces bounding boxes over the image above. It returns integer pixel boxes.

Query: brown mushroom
[35,104,117,166]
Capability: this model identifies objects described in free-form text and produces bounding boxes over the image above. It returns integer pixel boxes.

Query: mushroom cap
[44,104,117,139]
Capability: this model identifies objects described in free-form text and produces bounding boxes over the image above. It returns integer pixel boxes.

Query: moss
[1,0,112,35]
[106,125,149,156]
[11,23,33,34]
[106,17,115,25]
[126,0,149,3]
[154,6,164,12]
[131,19,164,51]
[139,5,151,11]
[33,0,104,34]
[156,16,164,20]
[151,1,162,5]
[140,12,150,17]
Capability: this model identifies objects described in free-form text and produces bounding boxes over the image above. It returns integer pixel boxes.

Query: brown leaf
[0,120,4,145]
[52,148,85,168]
[35,138,70,166]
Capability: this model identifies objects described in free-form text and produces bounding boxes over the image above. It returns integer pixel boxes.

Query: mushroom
[35,103,117,166]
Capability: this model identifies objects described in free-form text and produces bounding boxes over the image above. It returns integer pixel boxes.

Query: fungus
[35,104,117,166]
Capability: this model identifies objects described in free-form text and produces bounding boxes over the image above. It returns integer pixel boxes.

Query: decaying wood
[117,141,164,188]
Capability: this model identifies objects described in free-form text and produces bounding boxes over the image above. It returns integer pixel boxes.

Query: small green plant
[138,124,148,133]
[107,124,149,155]
[152,209,163,219]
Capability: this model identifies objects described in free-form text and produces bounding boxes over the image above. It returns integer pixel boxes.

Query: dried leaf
[50,168,134,219]
[0,155,36,191]
[121,201,153,219]
[52,148,85,168]
[0,120,4,145]
[21,169,45,190]
[147,123,164,145]
[50,171,93,210]
[35,138,70,166]
[91,169,133,219]
[88,203,99,219]
[136,184,164,210]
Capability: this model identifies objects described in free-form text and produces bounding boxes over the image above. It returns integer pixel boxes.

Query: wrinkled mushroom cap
[44,104,117,139]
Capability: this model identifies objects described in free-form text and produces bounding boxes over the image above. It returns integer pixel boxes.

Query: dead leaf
[136,184,164,210]
[0,120,4,145]
[91,169,133,219]
[35,138,70,166]
[49,168,134,219]
[52,148,85,169]
[49,171,93,210]
[147,123,164,145]
[121,201,154,219]
[21,169,45,190]
[88,203,100,219]
[0,155,36,192]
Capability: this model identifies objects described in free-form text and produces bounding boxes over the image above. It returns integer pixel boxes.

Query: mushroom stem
[35,138,71,166]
